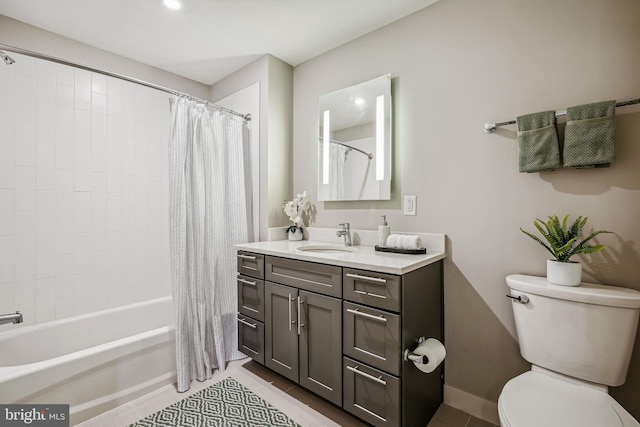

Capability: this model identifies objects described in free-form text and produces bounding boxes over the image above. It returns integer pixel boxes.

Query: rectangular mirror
[318,74,392,201]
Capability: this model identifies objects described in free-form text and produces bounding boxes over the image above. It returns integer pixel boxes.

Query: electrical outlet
[404,195,417,216]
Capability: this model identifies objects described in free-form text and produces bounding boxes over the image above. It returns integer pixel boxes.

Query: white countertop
[234,240,446,275]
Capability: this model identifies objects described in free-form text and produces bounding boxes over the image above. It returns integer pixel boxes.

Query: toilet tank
[506,274,640,386]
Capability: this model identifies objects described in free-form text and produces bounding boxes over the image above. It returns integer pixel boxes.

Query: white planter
[287,228,303,241]
[547,259,582,287]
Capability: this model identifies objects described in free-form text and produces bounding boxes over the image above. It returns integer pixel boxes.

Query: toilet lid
[499,371,639,427]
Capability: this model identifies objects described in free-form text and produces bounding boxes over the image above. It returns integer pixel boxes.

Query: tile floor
[76,358,495,427]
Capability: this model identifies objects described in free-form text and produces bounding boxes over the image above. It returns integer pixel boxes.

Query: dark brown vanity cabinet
[237,249,443,427]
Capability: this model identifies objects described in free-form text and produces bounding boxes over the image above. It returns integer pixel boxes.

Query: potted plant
[283,191,313,241]
[520,215,612,286]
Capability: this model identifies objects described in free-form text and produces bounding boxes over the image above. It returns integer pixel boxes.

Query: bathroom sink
[296,245,356,253]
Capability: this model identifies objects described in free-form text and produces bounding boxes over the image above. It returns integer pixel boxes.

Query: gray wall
[293,0,640,417]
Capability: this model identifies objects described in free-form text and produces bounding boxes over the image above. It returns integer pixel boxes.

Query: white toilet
[499,274,640,427]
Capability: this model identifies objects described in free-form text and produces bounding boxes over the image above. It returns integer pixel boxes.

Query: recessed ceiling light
[164,0,182,10]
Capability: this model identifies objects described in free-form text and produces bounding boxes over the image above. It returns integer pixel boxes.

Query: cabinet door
[299,290,342,406]
[265,282,299,382]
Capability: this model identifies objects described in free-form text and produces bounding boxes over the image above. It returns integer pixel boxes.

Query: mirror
[318,74,392,201]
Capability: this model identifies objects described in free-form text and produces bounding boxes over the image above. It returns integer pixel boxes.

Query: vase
[547,259,582,286]
[287,228,303,241]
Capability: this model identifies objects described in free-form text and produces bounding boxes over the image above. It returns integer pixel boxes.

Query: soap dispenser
[378,215,391,247]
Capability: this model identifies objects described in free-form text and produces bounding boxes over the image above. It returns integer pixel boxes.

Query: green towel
[516,110,561,173]
[563,100,616,168]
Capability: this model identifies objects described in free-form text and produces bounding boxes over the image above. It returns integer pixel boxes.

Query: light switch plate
[404,195,417,216]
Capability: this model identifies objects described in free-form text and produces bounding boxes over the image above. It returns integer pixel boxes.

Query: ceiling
[0,0,438,86]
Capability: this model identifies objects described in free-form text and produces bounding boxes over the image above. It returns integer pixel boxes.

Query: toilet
[499,274,640,427]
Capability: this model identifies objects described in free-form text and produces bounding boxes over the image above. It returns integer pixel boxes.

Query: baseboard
[443,385,499,426]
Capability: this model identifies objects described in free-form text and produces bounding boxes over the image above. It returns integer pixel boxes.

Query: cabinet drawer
[237,251,264,279]
[266,256,342,298]
[343,357,400,427]
[237,275,264,322]
[343,302,401,375]
[343,268,401,312]
[237,314,264,365]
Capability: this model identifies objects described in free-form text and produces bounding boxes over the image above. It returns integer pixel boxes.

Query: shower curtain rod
[483,97,640,134]
[320,137,373,159]
[0,44,251,121]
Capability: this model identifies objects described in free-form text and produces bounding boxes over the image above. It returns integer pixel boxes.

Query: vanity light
[323,110,330,184]
[164,0,182,10]
[376,95,384,181]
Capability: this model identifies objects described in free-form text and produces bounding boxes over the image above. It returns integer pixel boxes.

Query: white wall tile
[14,213,36,258]
[36,60,56,103]
[55,125,74,170]
[107,231,121,270]
[122,83,135,137]
[35,277,56,322]
[73,192,91,232]
[55,296,74,319]
[36,102,56,147]
[55,170,73,212]
[74,109,91,151]
[15,120,36,167]
[91,111,108,172]
[55,253,74,298]
[14,73,36,119]
[122,175,135,210]
[135,156,148,193]
[14,167,36,212]
[91,172,107,212]
[36,233,55,278]
[121,249,135,286]
[36,145,56,190]
[0,94,15,141]
[55,212,73,254]
[56,64,74,87]
[122,136,135,174]
[0,64,14,95]
[107,78,122,117]
[36,190,55,234]
[107,192,121,231]
[91,213,107,251]
[74,69,91,111]
[92,73,107,95]
[0,189,14,236]
[14,257,35,305]
[0,236,14,284]
[0,141,14,188]
[56,84,74,110]
[73,149,91,191]
[107,115,122,159]
[107,156,122,193]
[0,283,13,312]
[135,193,148,230]
[73,232,91,273]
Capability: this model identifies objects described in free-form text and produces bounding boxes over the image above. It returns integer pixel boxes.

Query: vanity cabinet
[236,246,443,427]
[264,257,343,406]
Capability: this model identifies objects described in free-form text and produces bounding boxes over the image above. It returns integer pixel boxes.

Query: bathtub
[0,296,176,425]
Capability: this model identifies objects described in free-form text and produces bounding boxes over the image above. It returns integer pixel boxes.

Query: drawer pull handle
[346,365,387,385]
[347,308,387,323]
[237,277,257,286]
[346,273,387,284]
[353,289,387,299]
[237,316,257,329]
[238,254,257,260]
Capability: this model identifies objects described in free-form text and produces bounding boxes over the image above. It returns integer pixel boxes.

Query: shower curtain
[168,96,252,392]
[328,143,348,199]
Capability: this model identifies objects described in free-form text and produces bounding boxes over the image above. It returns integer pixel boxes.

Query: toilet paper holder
[403,336,428,365]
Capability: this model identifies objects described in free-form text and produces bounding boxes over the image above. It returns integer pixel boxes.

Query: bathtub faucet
[0,311,23,325]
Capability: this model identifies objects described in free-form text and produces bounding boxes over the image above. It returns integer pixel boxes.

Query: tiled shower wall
[0,53,171,326]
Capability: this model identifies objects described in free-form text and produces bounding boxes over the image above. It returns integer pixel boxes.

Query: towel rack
[484,98,640,134]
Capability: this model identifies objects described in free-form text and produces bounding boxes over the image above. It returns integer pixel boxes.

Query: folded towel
[563,100,616,168]
[385,234,423,250]
[516,110,561,173]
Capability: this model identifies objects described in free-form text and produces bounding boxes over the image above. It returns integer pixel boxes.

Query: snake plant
[520,215,612,262]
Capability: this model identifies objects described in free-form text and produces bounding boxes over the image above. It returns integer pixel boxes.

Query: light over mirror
[318,74,392,201]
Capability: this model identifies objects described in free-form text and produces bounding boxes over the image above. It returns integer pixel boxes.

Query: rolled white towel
[401,235,422,250]
[385,234,399,248]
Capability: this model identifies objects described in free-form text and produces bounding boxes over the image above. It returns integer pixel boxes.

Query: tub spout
[0,311,23,325]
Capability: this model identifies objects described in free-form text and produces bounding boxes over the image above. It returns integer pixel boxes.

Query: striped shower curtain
[168,97,252,392]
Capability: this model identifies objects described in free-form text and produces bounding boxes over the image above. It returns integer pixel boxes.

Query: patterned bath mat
[129,377,300,427]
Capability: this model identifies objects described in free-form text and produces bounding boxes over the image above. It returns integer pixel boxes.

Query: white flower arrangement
[283,191,313,234]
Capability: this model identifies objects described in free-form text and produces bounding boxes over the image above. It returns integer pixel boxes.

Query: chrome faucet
[336,223,352,247]
[0,311,23,326]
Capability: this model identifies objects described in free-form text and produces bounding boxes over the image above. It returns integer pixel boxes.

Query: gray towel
[563,100,616,168]
[516,110,561,173]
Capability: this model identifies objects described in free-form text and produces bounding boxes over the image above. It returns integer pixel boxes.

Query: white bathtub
[0,296,176,425]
